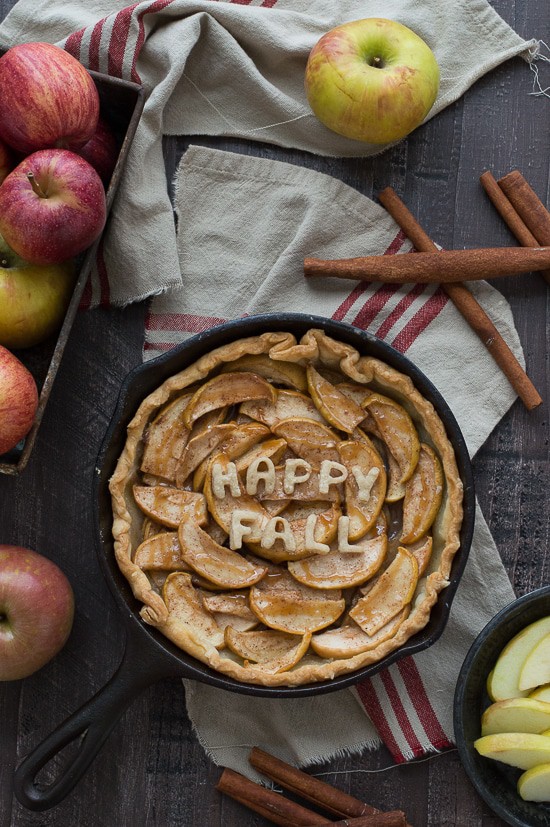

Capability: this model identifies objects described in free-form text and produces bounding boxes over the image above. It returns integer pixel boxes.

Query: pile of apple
[475,617,550,802]
[0,41,118,457]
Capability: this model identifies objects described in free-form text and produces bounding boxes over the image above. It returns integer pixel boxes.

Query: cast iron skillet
[14,313,475,811]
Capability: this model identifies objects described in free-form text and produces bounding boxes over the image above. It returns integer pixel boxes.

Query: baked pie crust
[110,329,464,687]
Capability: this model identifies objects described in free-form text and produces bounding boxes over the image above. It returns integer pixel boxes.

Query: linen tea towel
[0,0,538,306]
[146,145,518,775]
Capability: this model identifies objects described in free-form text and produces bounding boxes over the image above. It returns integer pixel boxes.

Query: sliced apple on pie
[400,443,444,544]
[183,371,276,428]
[133,531,188,571]
[361,392,420,501]
[311,607,409,659]
[349,546,419,635]
[140,391,194,482]
[306,364,366,433]
[178,515,267,589]
[220,352,307,392]
[224,627,311,673]
[193,421,270,491]
[272,416,341,466]
[175,422,236,488]
[288,533,387,590]
[240,389,325,427]
[338,437,386,540]
[133,485,208,529]
[161,572,225,650]
[201,591,259,632]
[249,568,345,634]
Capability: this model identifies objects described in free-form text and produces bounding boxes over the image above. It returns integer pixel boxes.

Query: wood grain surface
[0,0,548,825]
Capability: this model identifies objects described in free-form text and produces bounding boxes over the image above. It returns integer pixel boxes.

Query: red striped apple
[0,235,75,349]
[0,545,74,681]
[0,345,38,455]
[305,18,439,145]
[0,148,106,265]
[0,42,99,154]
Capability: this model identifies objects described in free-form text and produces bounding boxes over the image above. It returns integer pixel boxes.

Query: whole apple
[0,545,74,681]
[0,345,38,455]
[0,42,99,154]
[304,18,440,145]
[76,117,119,186]
[0,149,107,266]
[0,235,75,349]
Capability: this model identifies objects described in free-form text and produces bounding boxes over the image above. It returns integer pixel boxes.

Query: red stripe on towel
[351,284,399,330]
[108,4,139,78]
[88,18,105,72]
[64,28,85,60]
[380,669,424,758]
[355,680,405,763]
[145,312,227,334]
[391,288,448,352]
[332,230,407,323]
[397,657,453,750]
[374,282,427,340]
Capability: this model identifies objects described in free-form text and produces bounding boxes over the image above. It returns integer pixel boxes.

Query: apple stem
[370,56,384,68]
[27,171,47,198]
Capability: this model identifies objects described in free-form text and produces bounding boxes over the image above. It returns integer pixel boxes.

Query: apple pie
[110,328,464,686]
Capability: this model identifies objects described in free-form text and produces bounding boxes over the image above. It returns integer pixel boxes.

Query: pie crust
[109,329,464,687]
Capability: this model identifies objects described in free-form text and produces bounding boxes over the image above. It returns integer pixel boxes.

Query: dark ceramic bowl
[454,585,550,827]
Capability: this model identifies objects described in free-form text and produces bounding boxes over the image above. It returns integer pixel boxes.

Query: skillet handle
[13,632,174,811]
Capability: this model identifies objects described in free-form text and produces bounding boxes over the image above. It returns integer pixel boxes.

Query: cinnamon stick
[480,171,550,285]
[496,170,550,286]
[217,766,407,827]
[217,767,329,825]
[249,748,409,827]
[376,187,542,411]
[303,246,550,284]
[250,746,376,818]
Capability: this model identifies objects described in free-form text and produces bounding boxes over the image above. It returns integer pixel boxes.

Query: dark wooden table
[1,1,548,824]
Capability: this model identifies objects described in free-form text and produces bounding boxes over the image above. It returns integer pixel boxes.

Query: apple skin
[76,117,118,186]
[0,545,74,681]
[0,148,107,266]
[304,18,440,145]
[0,345,38,455]
[0,236,76,349]
[0,42,99,154]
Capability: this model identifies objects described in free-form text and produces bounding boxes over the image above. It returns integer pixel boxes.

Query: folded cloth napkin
[145,145,517,775]
[0,0,538,306]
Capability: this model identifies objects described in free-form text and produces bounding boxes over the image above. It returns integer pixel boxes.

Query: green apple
[481,698,550,736]
[518,763,550,802]
[0,235,75,349]
[519,633,550,692]
[304,17,439,145]
[487,616,550,702]
[474,732,550,770]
